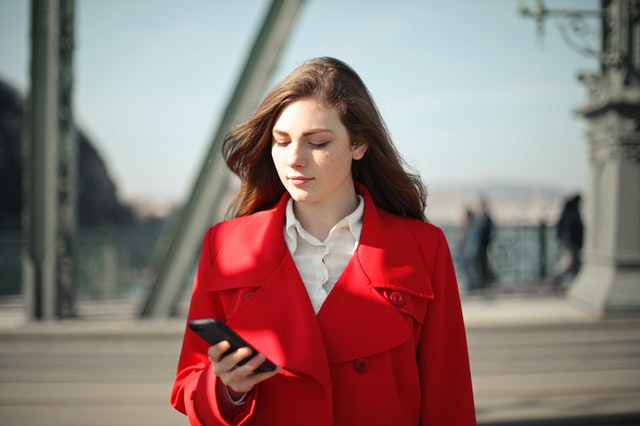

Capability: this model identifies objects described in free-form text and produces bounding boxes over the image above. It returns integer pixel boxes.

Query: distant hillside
[426,180,584,226]
[0,78,137,229]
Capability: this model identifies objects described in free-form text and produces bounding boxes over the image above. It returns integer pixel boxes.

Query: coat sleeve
[418,227,477,425]
[170,227,257,425]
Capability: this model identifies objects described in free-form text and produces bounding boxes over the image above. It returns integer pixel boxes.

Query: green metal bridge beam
[24,0,61,321]
[139,0,306,318]
[23,0,77,321]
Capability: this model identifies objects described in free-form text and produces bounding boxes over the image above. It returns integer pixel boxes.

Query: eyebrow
[272,128,334,137]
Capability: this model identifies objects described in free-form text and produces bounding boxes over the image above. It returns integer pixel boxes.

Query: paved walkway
[0,290,639,425]
[462,291,640,424]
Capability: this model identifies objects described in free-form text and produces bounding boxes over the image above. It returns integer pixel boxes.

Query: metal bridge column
[56,0,77,318]
[23,0,60,320]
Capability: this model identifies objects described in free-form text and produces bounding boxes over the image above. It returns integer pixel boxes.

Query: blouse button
[353,358,369,373]
[389,291,405,307]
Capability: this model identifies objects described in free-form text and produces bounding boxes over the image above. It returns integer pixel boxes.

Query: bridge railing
[1,223,565,299]
[441,223,563,291]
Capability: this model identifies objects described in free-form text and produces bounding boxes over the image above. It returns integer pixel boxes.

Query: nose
[286,141,305,168]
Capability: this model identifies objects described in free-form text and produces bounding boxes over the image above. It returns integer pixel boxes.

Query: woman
[171,57,476,425]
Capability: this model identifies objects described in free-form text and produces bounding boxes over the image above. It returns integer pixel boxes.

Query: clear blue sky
[0,0,599,205]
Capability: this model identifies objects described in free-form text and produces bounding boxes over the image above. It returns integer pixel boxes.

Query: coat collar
[204,183,432,386]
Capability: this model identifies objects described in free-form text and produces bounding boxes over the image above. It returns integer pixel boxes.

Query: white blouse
[284,195,364,314]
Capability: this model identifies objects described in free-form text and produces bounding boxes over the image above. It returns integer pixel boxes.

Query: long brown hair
[222,57,427,220]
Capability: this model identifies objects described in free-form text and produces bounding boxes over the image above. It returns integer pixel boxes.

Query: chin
[287,188,314,203]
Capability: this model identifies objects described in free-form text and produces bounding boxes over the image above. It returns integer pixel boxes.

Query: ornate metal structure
[569,0,640,316]
[517,0,601,57]
[521,0,640,315]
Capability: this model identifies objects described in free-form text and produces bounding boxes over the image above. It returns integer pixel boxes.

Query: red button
[389,291,405,306]
[353,358,369,373]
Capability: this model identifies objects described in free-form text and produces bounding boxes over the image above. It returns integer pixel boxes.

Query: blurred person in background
[455,206,476,291]
[464,196,495,291]
[551,193,584,290]
[171,57,476,425]
[474,196,495,289]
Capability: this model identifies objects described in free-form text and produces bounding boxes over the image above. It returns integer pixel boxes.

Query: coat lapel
[317,184,432,363]
[316,256,410,363]
[204,196,331,387]
[229,254,331,387]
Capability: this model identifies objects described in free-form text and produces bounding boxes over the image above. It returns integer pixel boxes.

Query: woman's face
[271,98,367,210]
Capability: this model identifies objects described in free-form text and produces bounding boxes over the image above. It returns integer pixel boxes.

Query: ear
[351,140,368,161]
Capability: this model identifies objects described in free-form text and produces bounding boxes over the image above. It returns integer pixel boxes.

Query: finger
[207,341,231,363]
[225,346,254,369]
[227,368,281,394]
[212,346,254,378]
[238,353,271,373]
[227,354,280,386]
[215,348,257,392]
[227,364,281,394]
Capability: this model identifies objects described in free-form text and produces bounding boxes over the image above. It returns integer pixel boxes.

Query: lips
[288,176,313,185]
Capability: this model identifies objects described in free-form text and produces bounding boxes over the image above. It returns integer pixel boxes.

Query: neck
[293,194,358,242]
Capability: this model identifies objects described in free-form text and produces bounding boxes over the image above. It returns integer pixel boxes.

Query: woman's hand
[208,341,280,398]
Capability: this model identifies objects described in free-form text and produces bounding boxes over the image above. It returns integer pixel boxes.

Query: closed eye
[310,141,329,148]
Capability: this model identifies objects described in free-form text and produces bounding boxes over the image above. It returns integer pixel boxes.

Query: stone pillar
[568,0,640,316]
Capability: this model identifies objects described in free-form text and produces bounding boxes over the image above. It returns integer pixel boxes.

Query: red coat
[171,185,476,425]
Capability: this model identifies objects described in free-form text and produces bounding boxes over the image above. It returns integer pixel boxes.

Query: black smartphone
[188,318,277,373]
